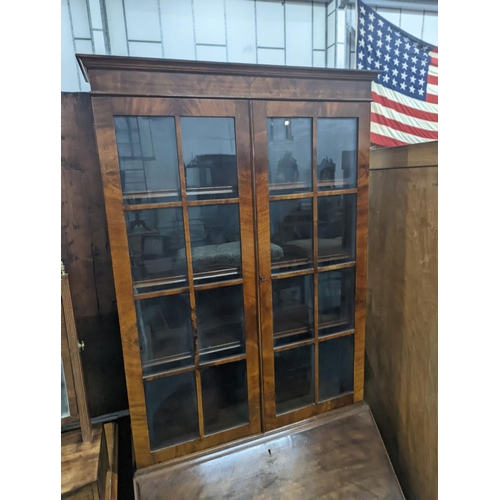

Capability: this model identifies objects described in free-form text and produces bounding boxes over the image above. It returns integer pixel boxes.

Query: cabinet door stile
[92,96,153,468]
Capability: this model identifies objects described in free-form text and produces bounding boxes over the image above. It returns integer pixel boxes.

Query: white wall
[61,0,437,91]
[62,0,328,91]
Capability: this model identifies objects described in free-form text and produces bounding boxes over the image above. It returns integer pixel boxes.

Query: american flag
[355,0,438,147]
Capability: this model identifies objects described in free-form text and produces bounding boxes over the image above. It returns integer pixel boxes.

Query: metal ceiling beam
[339,0,438,12]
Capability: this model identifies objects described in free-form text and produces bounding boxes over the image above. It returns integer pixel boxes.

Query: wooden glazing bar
[199,353,247,369]
[142,365,195,383]
[175,115,205,439]
[274,338,315,353]
[317,261,356,273]
[269,192,314,202]
[195,371,205,438]
[123,201,183,211]
[316,188,358,197]
[312,117,319,406]
[317,329,356,343]
[271,268,314,280]
[193,278,243,291]
[133,287,190,301]
[186,198,239,207]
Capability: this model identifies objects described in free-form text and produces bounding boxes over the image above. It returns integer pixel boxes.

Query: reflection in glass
[319,335,354,401]
[318,195,356,265]
[270,199,313,273]
[317,118,358,190]
[114,116,180,204]
[181,117,238,200]
[188,204,241,283]
[136,294,194,376]
[61,359,70,419]
[318,268,355,335]
[272,275,313,347]
[267,118,312,194]
[275,345,314,414]
[196,285,245,363]
[201,361,249,435]
[126,208,187,294]
[144,372,199,451]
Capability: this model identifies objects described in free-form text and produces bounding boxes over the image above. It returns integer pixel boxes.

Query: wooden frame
[91,96,261,468]
[79,54,376,469]
[253,101,370,431]
[61,264,93,442]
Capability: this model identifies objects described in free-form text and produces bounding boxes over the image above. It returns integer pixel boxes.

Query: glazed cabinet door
[253,101,370,431]
[92,97,260,468]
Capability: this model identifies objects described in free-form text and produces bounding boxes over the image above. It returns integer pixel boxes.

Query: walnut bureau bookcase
[78,54,376,470]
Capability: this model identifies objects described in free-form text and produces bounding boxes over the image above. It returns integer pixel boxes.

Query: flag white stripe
[428,65,438,76]
[371,123,434,144]
[427,83,438,95]
[372,82,438,114]
[371,103,438,132]
[429,51,438,59]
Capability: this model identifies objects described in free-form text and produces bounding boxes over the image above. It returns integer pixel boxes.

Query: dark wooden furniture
[61,265,119,500]
[134,402,404,500]
[78,54,376,470]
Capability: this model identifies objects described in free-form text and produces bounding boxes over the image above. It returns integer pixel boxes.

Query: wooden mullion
[133,287,190,301]
[175,115,205,439]
[317,261,356,273]
[274,338,315,353]
[271,268,314,280]
[312,116,319,406]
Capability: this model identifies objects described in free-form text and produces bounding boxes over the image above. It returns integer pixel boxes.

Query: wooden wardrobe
[78,54,376,470]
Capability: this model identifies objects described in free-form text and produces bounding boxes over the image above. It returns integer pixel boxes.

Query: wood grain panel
[365,144,438,500]
[370,141,438,170]
[61,93,127,419]
[134,402,404,500]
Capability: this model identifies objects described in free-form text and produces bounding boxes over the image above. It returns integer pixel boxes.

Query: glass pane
[136,293,194,377]
[275,345,314,414]
[126,208,187,294]
[318,268,355,336]
[188,204,241,283]
[144,371,199,451]
[317,118,358,190]
[114,116,180,204]
[196,285,245,363]
[319,335,354,401]
[201,361,249,435]
[267,118,312,194]
[181,117,238,200]
[270,198,313,273]
[272,275,313,347]
[61,359,70,419]
[318,194,356,266]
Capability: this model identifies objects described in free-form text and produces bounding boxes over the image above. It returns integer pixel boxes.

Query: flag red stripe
[432,47,438,53]
[431,57,438,67]
[426,93,438,104]
[428,74,438,85]
[372,91,438,123]
[370,132,408,147]
[371,112,438,140]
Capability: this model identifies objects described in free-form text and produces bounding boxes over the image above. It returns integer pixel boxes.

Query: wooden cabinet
[78,55,376,469]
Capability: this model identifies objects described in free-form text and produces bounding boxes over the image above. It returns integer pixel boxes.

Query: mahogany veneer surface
[134,402,404,500]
